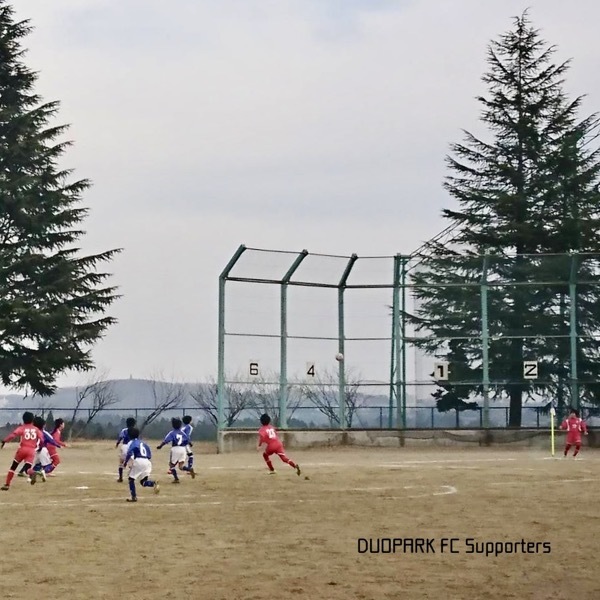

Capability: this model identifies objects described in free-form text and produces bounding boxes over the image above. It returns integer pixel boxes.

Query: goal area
[217,246,600,435]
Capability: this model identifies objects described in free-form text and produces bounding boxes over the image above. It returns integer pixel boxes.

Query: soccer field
[1,442,598,599]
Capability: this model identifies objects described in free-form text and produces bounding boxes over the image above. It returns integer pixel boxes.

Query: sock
[574,444,581,456]
[19,465,28,475]
[263,453,275,472]
[564,444,571,456]
[187,453,194,469]
[142,479,155,488]
[128,478,136,499]
[170,467,179,481]
[33,464,43,472]
[279,454,297,468]
[44,464,55,474]
[6,470,15,486]
[118,467,123,479]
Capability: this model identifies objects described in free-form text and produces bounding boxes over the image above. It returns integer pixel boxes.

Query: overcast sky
[6,0,600,390]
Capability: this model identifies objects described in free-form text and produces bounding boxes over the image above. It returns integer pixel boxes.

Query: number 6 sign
[249,361,259,378]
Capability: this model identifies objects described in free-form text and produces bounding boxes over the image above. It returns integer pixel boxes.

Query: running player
[182,415,194,472]
[115,417,137,482]
[560,408,588,458]
[18,416,68,478]
[257,413,301,476]
[47,418,68,475]
[156,418,195,483]
[123,427,159,502]
[28,416,63,484]
[0,412,43,491]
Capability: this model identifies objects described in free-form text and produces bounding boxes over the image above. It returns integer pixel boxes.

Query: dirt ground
[0,441,598,600]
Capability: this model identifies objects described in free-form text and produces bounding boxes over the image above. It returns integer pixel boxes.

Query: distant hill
[0,378,199,410]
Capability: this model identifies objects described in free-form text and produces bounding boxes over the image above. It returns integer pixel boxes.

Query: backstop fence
[217,246,600,430]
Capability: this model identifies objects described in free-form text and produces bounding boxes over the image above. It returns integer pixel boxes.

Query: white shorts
[35,447,52,467]
[169,447,186,465]
[128,458,152,480]
[119,442,131,463]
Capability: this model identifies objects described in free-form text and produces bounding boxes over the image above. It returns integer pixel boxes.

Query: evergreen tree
[410,12,600,426]
[0,3,120,396]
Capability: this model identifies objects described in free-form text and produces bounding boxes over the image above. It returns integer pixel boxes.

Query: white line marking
[387,485,458,500]
[490,478,600,486]
[381,458,517,467]
[433,485,458,496]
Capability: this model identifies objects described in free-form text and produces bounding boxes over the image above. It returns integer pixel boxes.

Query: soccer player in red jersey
[18,416,68,479]
[560,408,588,458]
[0,411,43,490]
[47,418,68,475]
[257,413,301,476]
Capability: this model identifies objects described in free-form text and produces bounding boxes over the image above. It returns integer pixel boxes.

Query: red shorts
[264,442,285,456]
[13,447,35,465]
[566,437,582,445]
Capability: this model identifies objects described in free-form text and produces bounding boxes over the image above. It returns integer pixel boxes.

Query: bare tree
[68,369,119,439]
[190,378,252,427]
[247,372,303,425]
[138,375,187,434]
[300,369,364,427]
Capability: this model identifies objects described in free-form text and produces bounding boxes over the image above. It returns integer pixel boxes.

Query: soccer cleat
[126,497,138,503]
[117,477,123,483]
[17,472,27,478]
[295,464,301,476]
[189,468,196,480]
[269,471,277,475]
[39,471,47,483]
[30,472,37,486]
[172,479,181,484]
[154,481,160,495]
[1,485,9,491]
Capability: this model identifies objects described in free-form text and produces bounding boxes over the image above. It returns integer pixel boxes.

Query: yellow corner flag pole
[550,406,556,457]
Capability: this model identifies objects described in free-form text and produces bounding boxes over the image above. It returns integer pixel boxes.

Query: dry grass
[1,441,599,599]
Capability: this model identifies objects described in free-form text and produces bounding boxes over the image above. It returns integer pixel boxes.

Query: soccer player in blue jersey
[156,417,195,483]
[115,417,136,483]
[28,416,62,485]
[123,427,159,502]
[182,415,194,472]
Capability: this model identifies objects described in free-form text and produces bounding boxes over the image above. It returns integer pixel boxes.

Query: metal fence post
[569,253,579,409]
[280,250,308,430]
[217,245,247,431]
[481,254,490,429]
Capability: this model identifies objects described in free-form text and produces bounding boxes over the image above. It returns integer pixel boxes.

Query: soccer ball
[335,352,344,362]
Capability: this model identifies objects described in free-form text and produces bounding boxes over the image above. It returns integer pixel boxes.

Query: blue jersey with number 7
[161,429,190,447]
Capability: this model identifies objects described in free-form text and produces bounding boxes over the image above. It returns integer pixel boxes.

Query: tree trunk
[509,335,524,427]
[508,386,523,427]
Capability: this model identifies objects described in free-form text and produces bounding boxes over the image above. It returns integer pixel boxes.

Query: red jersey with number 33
[4,425,43,449]
[258,425,282,451]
